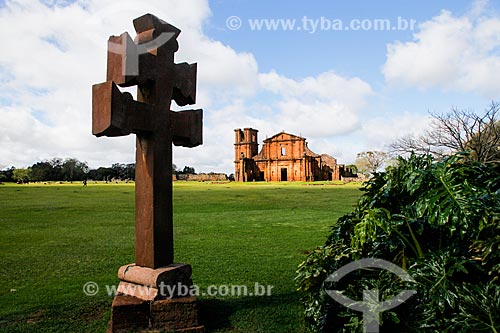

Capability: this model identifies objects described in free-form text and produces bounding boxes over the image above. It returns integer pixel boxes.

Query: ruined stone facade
[234,128,355,182]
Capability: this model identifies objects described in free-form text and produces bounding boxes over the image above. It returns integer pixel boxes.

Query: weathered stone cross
[92,14,202,269]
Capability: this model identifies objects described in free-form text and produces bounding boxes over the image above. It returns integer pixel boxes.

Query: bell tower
[234,128,258,181]
[234,128,258,160]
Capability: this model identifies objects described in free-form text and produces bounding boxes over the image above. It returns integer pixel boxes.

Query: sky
[1,0,500,173]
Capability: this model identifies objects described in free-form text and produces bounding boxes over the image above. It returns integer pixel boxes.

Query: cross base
[107,263,204,333]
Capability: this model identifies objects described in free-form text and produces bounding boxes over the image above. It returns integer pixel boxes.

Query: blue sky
[204,0,493,108]
[0,0,499,173]
[206,0,476,76]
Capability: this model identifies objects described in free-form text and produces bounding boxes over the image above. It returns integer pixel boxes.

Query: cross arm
[107,33,139,86]
[171,109,203,147]
[92,81,152,137]
[173,63,197,106]
[93,81,203,148]
[106,14,188,90]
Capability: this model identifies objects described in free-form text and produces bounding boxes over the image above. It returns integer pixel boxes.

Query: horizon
[1,0,500,174]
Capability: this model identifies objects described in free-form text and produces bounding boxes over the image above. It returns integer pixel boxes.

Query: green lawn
[0,181,361,332]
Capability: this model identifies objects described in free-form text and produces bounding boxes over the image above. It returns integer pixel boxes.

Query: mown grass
[0,181,361,332]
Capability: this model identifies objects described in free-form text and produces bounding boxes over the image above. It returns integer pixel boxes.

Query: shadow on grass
[0,299,111,333]
[199,292,304,332]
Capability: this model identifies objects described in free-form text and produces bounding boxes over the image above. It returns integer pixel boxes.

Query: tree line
[0,159,197,183]
[3,102,498,183]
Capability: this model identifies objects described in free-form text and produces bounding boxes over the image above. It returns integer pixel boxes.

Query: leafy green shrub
[296,153,500,332]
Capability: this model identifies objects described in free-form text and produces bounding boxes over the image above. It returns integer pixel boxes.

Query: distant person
[83,179,87,187]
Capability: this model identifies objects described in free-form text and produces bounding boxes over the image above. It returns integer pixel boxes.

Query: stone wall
[175,173,228,182]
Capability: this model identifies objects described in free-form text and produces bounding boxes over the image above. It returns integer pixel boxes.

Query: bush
[296,153,500,332]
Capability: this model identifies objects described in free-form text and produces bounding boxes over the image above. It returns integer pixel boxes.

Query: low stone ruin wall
[175,173,228,182]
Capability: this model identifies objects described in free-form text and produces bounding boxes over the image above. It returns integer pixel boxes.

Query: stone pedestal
[107,263,204,333]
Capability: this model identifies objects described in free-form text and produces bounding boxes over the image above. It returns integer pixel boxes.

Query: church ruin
[234,128,355,182]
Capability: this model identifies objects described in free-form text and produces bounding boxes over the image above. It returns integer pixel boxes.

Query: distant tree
[125,163,135,180]
[62,158,89,181]
[86,167,113,181]
[27,158,87,181]
[172,164,178,174]
[0,167,15,182]
[49,158,64,180]
[182,166,196,174]
[355,151,388,176]
[385,157,400,169]
[30,161,53,181]
[86,168,97,180]
[12,168,31,183]
[111,163,126,180]
[390,103,500,163]
[346,164,358,174]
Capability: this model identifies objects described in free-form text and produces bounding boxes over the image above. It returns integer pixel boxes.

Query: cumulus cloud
[383,1,500,98]
[0,0,376,173]
[295,112,433,165]
[358,113,433,149]
[258,71,373,138]
[1,0,438,174]
[0,0,259,170]
[172,70,375,173]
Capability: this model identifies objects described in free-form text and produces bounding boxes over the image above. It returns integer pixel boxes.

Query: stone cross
[92,14,203,269]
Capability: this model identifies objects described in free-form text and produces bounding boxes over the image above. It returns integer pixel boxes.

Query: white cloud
[0,0,438,175]
[305,113,433,165]
[258,71,373,139]
[0,0,376,174]
[383,2,500,98]
[0,0,259,171]
[469,0,489,19]
[172,67,376,173]
[359,113,432,148]
[260,71,372,109]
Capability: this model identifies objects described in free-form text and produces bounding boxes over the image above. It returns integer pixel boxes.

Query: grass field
[0,181,361,333]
